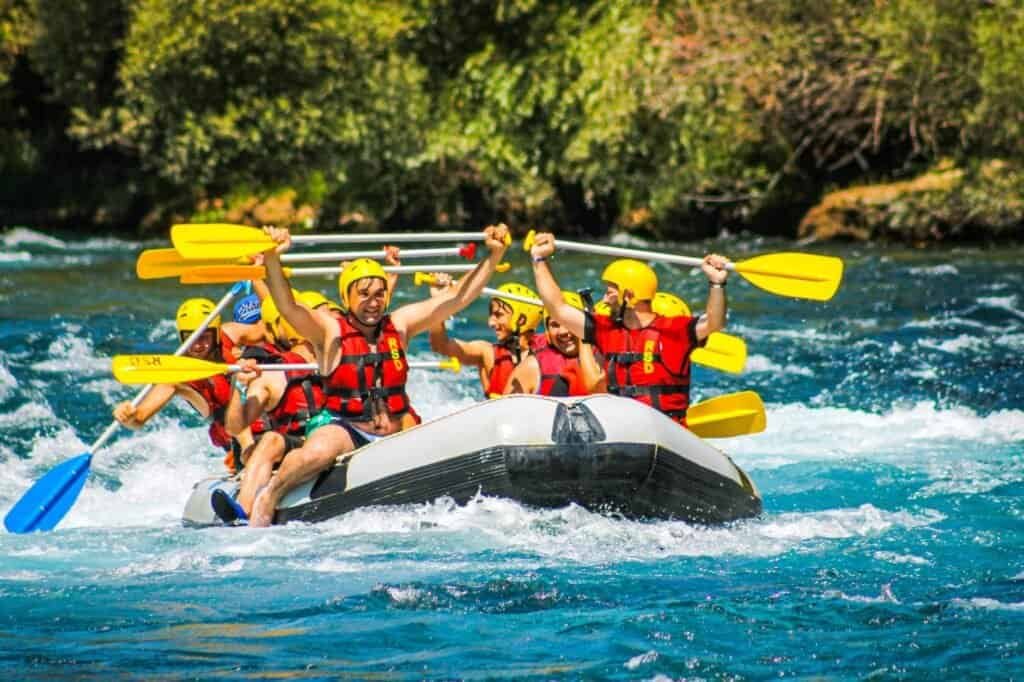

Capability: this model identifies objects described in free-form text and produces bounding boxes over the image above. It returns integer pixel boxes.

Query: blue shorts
[326,413,382,448]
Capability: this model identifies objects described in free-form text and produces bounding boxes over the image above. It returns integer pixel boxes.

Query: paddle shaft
[549,238,712,270]
[282,246,471,263]
[222,361,446,373]
[292,231,481,245]
[289,263,479,276]
[91,282,243,453]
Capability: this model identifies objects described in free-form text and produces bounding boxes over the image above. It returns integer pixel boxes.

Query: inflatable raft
[182,394,762,527]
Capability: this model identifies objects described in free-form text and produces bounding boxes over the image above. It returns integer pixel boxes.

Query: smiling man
[251,223,511,526]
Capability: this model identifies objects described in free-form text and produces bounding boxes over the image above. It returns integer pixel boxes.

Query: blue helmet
[233,294,261,324]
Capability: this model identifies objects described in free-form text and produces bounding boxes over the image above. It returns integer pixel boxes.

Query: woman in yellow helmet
[527,233,730,427]
[428,279,544,398]
[112,297,264,469]
[503,291,592,396]
[213,294,327,523]
[248,223,511,527]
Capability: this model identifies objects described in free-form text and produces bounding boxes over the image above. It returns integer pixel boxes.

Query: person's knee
[250,432,285,463]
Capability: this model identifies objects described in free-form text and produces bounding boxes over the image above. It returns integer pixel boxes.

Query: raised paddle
[172,223,507,260]
[136,244,478,280]
[112,354,462,384]
[3,282,246,534]
[415,274,747,374]
[179,262,510,285]
[522,230,843,301]
[686,391,766,438]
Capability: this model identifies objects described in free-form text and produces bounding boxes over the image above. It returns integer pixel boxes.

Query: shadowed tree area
[1,0,1021,241]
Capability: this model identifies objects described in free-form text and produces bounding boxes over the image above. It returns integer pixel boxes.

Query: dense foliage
[1,0,1021,240]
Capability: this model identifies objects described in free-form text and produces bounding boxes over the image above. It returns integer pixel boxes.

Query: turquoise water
[1,227,1022,679]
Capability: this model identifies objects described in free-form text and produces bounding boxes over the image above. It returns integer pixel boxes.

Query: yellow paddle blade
[687,390,766,438]
[180,264,272,284]
[136,248,243,279]
[691,332,747,374]
[172,223,273,260]
[112,355,230,384]
[440,357,461,373]
[734,252,844,302]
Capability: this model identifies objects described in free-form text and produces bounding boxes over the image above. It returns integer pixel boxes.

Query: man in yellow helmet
[428,279,544,398]
[249,223,511,527]
[527,233,729,426]
[112,298,262,467]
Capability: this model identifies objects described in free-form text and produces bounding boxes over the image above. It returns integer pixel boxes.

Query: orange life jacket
[322,314,412,420]
[590,313,697,424]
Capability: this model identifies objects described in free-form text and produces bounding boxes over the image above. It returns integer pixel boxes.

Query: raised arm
[528,232,586,339]
[393,224,510,339]
[262,227,330,347]
[694,254,729,341]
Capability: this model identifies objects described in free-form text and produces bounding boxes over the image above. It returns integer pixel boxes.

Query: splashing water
[0,228,1022,678]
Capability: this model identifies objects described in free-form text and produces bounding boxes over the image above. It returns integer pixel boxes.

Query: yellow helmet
[601,259,657,306]
[651,292,691,317]
[299,290,329,310]
[493,282,543,332]
[544,290,585,321]
[338,258,389,309]
[176,298,220,335]
[261,291,303,346]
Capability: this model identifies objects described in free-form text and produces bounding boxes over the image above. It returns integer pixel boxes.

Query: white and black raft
[182,394,762,527]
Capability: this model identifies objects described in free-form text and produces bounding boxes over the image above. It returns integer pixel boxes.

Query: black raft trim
[272,442,761,526]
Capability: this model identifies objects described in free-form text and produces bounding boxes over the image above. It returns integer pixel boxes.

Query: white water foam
[31,334,111,374]
[917,334,989,354]
[147,320,178,344]
[0,251,31,263]
[745,354,815,377]
[950,598,1024,612]
[0,357,17,401]
[2,227,67,249]
[723,401,1024,470]
[64,420,219,529]
[1,227,140,252]
[873,551,931,566]
[908,264,959,276]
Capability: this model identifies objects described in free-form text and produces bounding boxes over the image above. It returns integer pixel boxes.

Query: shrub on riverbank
[1,0,1021,242]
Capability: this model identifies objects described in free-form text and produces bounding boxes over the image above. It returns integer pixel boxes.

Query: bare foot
[249,486,275,528]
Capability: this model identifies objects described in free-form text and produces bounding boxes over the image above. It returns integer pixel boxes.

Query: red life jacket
[185,373,234,448]
[323,314,412,420]
[591,313,697,424]
[535,345,586,397]
[262,348,325,435]
[220,332,239,363]
[486,344,517,398]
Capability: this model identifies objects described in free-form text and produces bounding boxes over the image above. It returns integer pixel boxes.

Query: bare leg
[250,424,356,528]
[236,432,286,514]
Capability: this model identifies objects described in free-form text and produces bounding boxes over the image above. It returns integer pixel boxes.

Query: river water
[0,227,1022,679]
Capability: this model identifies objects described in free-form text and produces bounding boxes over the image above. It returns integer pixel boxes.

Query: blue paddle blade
[4,453,93,534]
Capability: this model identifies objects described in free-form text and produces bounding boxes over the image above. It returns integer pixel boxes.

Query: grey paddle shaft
[551,238,727,270]
[283,246,466,263]
[90,283,241,453]
[237,361,445,373]
[288,263,479,276]
[293,232,481,245]
[483,286,543,307]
